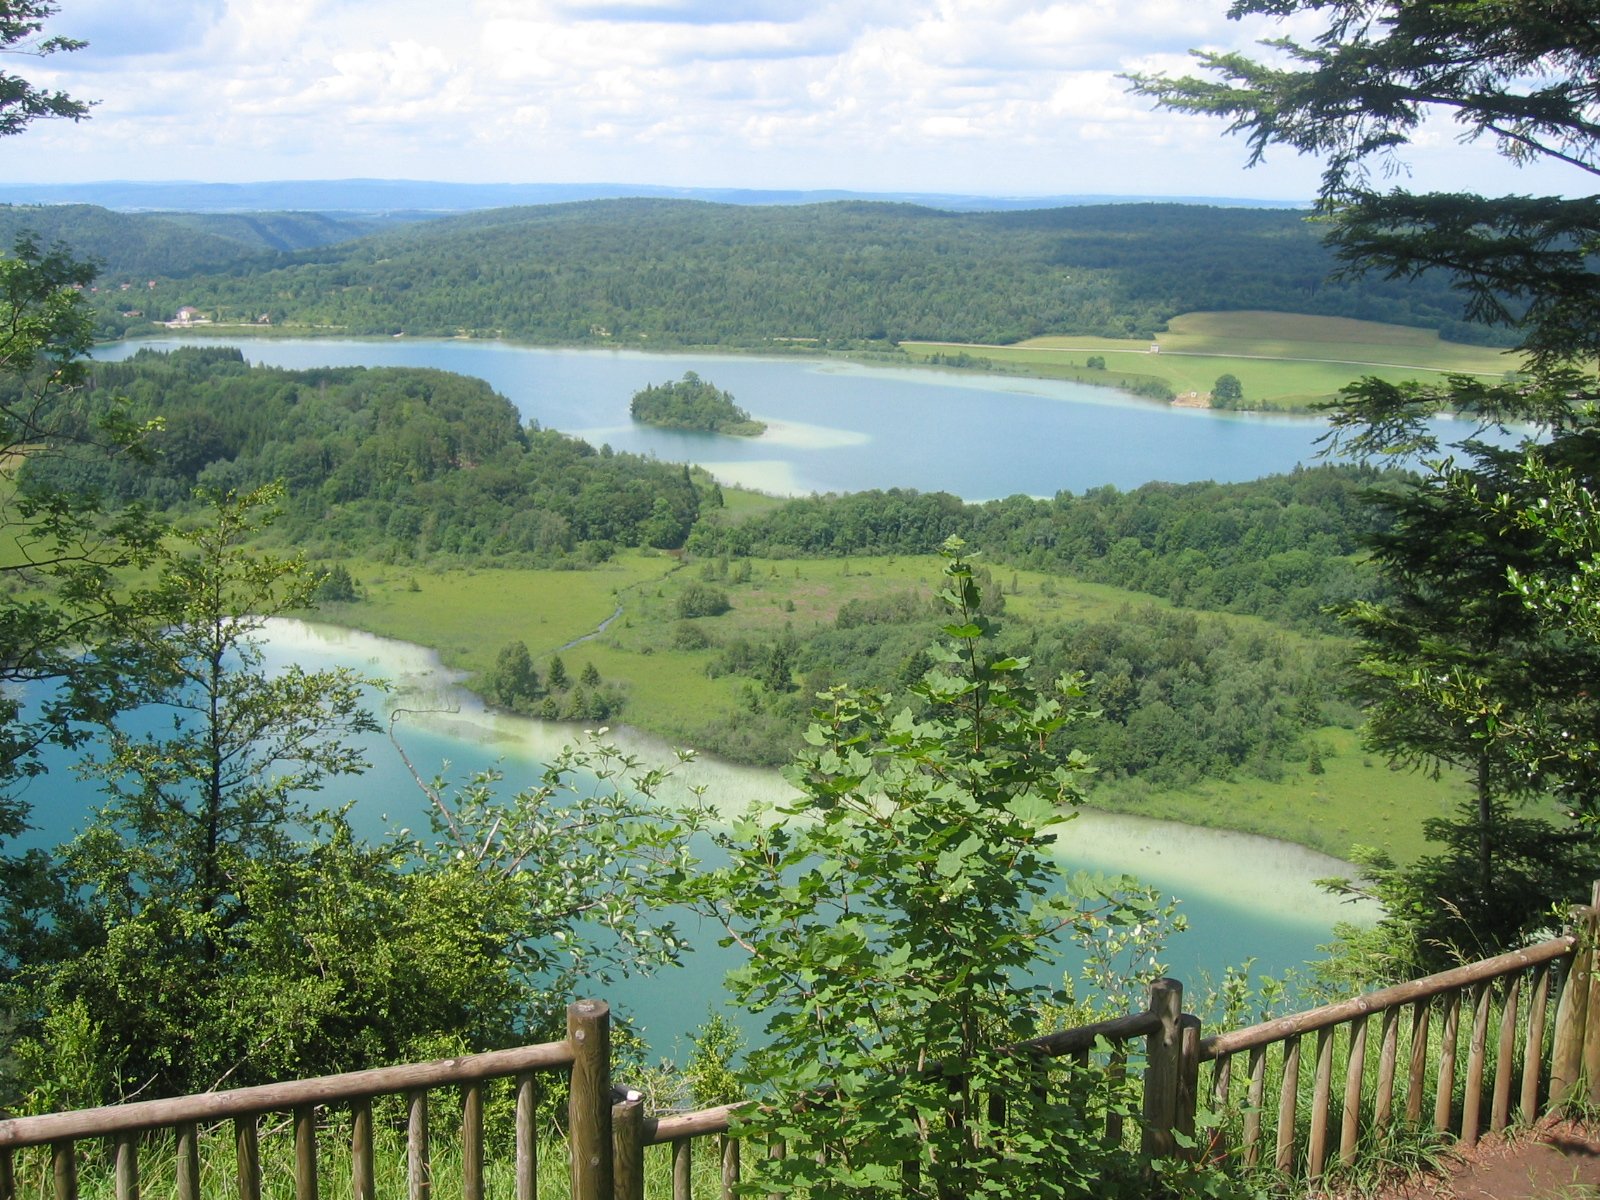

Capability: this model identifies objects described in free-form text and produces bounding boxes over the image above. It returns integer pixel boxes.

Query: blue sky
[5,0,1579,200]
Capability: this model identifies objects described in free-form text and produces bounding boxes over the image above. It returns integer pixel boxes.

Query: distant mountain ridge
[0,178,1309,215]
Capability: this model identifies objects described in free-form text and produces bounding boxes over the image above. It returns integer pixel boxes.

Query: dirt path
[1363,1120,1600,1199]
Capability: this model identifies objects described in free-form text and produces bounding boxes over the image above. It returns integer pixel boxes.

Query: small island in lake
[629,372,767,436]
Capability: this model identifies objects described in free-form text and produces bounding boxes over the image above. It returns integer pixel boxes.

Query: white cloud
[0,0,1564,200]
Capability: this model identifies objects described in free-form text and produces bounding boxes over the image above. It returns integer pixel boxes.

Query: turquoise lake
[99,337,1378,500]
[16,621,1370,1056]
[57,337,1400,1051]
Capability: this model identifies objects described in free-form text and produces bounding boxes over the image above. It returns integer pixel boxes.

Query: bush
[676,582,731,618]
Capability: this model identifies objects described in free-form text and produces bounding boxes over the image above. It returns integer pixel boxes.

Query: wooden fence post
[51,1141,75,1200]
[1141,978,1184,1162]
[1177,1014,1202,1160]
[569,999,614,1200]
[612,1089,644,1200]
[1584,881,1600,1107]
[515,1073,538,1200]
[1550,882,1599,1107]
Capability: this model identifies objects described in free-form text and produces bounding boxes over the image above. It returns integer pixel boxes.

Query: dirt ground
[1367,1119,1600,1199]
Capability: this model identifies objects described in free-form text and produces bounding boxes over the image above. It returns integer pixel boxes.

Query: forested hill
[33,347,703,558]
[95,199,1502,346]
[0,204,390,279]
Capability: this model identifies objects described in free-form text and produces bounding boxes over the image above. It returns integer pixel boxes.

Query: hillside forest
[3,199,1516,350]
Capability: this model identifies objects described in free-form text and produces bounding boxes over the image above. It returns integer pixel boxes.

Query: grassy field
[902,310,1522,410]
[1093,726,1455,863]
[321,549,1465,864]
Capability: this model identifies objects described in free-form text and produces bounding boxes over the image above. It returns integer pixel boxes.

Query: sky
[4,0,1580,201]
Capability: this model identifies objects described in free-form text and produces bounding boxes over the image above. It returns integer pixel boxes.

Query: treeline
[689,466,1392,631]
[80,199,1509,347]
[0,205,382,281]
[666,564,1345,782]
[30,347,705,559]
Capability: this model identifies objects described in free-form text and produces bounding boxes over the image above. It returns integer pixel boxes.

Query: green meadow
[322,547,1464,864]
[902,310,1522,409]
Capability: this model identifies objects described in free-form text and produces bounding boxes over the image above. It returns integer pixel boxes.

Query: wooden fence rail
[0,1000,613,1200]
[6,892,1600,1200]
[610,894,1600,1199]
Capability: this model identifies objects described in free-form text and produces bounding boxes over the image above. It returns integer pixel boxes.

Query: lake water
[97,337,1363,500]
[18,620,1370,1056]
[71,337,1390,1050]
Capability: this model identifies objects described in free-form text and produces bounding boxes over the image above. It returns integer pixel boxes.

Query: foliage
[488,640,541,711]
[29,348,702,562]
[1321,796,1600,985]
[0,204,382,286]
[90,199,1507,348]
[0,1,89,138]
[681,1011,745,1109]
[676,581,731,619]
[0,241,164,807]
[6,486,392,1100]
[394,735,700,1041]
[1134,0,1600,967]
[674,541,1165,1198]
[629,372,765,436]
[690,466,1392,632]
[1211,373,1243,406]
[313,562,359,602]
[4,489,697,1105]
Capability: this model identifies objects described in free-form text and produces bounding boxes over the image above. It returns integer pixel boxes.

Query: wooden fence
[4,895,1599,1200]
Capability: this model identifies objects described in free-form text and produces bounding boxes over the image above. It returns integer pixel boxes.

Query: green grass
[902,310,1523,409]
[1094,727,1461,864]
[315,552,681,680]
[322,552,1465,863]
[1,1116,730,1200]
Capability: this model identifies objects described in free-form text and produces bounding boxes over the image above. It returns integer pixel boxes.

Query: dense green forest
[30,347,705,557]
[64,199,1511,347]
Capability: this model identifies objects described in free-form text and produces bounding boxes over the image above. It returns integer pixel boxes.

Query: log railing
[1197,931,1583,1180]
[7,893,1600,1200]
[620,982,1183,1200]
[613,893,1600,1198]
[0,1000,613,1200]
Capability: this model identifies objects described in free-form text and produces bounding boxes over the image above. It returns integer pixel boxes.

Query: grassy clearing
[323,552,1465,863]
[903,310,1522,410]
[1095,726,1460,864]
[314,552,680,679]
